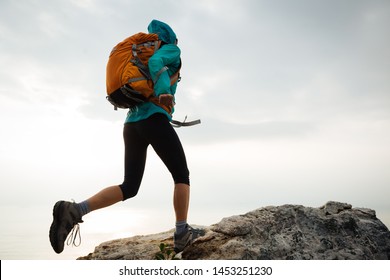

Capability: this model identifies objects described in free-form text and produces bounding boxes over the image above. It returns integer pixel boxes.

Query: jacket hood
[147,19,177,44]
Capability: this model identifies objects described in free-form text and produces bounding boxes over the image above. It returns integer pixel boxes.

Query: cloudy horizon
[1,0,389,259]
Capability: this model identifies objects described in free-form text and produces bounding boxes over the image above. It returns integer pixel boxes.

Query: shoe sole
[49,201,65,254]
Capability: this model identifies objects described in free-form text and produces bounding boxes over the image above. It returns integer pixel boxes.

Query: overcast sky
[1,0,390,258]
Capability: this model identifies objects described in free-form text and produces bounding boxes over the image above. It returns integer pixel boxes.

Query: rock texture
[78,201,390,260]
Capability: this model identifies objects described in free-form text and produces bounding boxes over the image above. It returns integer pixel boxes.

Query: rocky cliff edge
[78,201,390,260]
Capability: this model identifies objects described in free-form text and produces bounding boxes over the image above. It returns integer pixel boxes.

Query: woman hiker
[49,19,203,255]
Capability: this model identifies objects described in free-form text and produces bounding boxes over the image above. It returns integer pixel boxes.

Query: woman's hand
[158,94,175,108]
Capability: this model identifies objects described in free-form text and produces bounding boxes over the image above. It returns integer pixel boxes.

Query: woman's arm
[148,44,181,96]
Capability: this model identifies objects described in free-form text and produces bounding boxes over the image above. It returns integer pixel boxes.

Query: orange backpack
[106,32,180,113]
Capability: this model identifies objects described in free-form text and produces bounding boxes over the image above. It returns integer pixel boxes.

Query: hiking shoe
[174,224,205,253]
[49,200,83,254]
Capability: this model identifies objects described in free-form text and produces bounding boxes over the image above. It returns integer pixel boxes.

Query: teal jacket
[125,20,181,123]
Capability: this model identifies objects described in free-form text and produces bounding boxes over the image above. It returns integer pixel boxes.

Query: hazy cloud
[1,1,390,243]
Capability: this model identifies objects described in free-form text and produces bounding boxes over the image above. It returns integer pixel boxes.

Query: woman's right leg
[84,185,123,211]
[81,122,148,212]
[50,122,148,254]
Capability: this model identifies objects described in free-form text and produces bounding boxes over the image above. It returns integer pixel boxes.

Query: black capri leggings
[119,113,190,200]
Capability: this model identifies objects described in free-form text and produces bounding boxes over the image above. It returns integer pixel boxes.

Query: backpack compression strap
[170,116,201,127]
[130,40,160,81]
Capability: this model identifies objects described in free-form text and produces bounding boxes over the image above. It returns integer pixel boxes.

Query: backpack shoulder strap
[153,59,182,85]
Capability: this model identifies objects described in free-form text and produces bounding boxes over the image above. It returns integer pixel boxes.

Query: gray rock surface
[78,201,390,260]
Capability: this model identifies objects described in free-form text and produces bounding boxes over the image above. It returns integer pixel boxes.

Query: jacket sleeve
[148,44,181,96]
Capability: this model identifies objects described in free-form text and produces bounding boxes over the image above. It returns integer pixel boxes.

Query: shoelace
[66,223,82,247]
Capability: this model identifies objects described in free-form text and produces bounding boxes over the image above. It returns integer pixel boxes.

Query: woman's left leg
[138,114,191,222]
